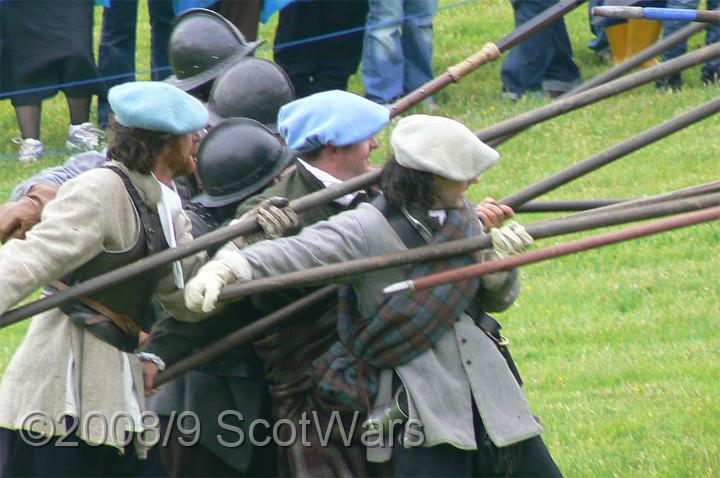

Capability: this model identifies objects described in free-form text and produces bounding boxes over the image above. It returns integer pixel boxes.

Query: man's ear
[325,144,340,158]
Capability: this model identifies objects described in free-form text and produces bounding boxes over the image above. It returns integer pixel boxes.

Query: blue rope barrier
[0,0,484,161]
[0,0,478,100]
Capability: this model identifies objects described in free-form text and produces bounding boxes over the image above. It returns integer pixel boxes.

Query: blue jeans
[362,0,438,103]
[661,0,719,73]
[97,0,174,126]
[588,0,609,53]
[501,0,582,95]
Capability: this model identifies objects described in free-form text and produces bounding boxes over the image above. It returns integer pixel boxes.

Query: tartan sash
[312,199,483,409]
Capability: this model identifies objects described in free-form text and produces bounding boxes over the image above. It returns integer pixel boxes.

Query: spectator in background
[97,0,175,128]
[657,0,719,90]
[211,0,263,41]
[273,0,368,98]
[362,0,438,106]
[601,0,665,68]
[0,0,104,163]
[501,0,582,100]
[588,0,611,62]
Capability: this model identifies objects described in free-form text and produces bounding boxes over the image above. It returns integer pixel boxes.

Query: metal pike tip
[383,280,415,296]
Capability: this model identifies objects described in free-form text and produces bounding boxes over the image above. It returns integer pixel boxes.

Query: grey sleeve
[241,206,377,282]
[10,150,107,200]
[474,268,520,313]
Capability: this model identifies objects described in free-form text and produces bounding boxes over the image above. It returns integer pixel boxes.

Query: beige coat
[0,162,204,449]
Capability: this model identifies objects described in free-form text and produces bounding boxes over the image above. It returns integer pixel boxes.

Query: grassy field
[1,1,718,476]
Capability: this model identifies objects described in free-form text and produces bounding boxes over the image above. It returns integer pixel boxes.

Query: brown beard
[160,140,196,177]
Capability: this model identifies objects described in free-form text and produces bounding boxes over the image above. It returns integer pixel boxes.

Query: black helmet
[164,9,263,92]
[205,58,295,132]
[193,118,294,208]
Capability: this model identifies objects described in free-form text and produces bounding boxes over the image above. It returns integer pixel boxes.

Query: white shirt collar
[152,174,184,288]
[296,158,358,207]
[428,209,447,226]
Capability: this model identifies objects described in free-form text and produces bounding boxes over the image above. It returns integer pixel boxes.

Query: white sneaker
[66,122,104,150]
[12,137,44,163]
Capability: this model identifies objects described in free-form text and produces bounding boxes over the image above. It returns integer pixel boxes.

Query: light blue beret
[277,90,390,153]
[108,81,209,135]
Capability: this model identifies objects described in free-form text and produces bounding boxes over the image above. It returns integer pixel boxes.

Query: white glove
[184,260,237,314]
[490,221,533,259]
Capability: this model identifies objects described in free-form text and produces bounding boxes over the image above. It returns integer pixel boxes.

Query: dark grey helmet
[193,118,294,208]
[205,58,295,132]
[164,9,263,93]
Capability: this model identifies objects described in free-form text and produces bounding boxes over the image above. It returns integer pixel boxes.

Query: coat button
[466,360,472,365]
[460,338,467,344]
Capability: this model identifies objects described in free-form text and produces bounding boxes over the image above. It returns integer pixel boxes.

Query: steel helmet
[164,9,263,92]
[193,118,294,208]
[205,58,295,133]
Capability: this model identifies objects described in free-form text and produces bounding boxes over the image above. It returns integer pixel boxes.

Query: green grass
[1,1,718,476]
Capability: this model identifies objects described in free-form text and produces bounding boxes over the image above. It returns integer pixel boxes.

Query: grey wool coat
[0,162,205,451]
[219,202,543,459]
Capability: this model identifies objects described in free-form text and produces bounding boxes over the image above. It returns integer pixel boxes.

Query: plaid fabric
[253,296,338,418]
[311,200,482,409]
[274,392,384,478]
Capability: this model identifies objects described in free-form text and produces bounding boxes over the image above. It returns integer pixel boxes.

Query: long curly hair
[106,118,178,174]
[380,157,437,210]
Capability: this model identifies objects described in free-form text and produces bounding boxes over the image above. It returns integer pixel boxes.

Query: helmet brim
[163,40,263,93]
[192,143,295,208]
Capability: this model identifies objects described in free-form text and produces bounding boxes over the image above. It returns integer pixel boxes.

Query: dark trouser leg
[14,104,42,139]
[472,396,563,478]
[311,0,368,94]
[157,415,241,477]
[542,15,582,94]
[148,0,174,81]
[507,436,563,478]
[66,95,91,125]
[394,442,473,477]
[273,1,320,98]
[501,0,556,95]
[501,0,580,96]
[0,426,140,478]
[214,0,263,41]
[97,0,139,127]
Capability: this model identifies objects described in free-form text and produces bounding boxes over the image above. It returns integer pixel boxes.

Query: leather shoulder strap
[104,164,148,217]
[370,195,427,249]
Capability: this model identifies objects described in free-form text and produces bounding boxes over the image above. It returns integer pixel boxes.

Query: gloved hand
[184,260,238,314]
[236,197,300,246]
[489,221,533,259]
[0,183,57,242]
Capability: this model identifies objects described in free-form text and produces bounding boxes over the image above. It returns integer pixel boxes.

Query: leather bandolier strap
[46,165,169,352]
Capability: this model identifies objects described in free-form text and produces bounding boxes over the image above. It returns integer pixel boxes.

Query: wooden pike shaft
[592,6,720,23]
[499,97,720,208]
[457,20,710,147]
[518,179,720,213]
[155,194,720,378]
[156,285,338,386]
[387,206,720,295]
[0,169,381,329]
[544,179,720,221]
[389,0,586,116]
[563,21,710,97]
[218,192,720,301]
[3,27,715,330]
[478,42,720,144]
[517,199,626,212]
